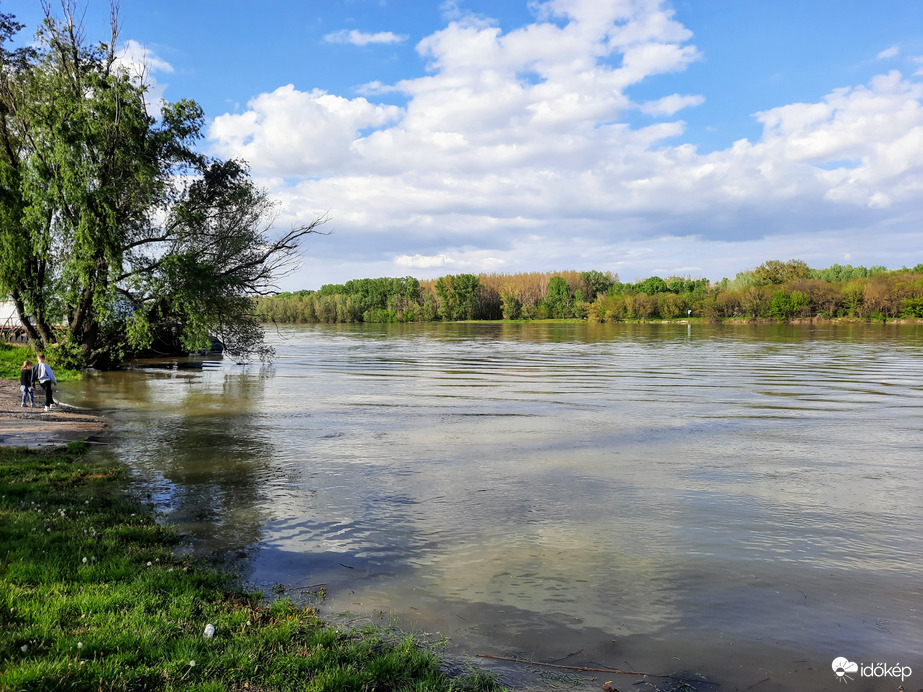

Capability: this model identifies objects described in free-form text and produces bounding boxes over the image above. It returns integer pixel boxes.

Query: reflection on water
[67,323,923,691]
[73,364,276,565]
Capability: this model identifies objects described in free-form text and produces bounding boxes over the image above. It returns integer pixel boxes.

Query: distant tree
[810,264,861,283]
[741,287,771,318]
[453,274,481,319]
[580,270,615,299]
[545,276,571,318]
[421,293,438,321]
[666,277,686,294]
[713,292,742,319]
[435,273,480,320]
[501,293,522,320]
[792,279,840,318]
[751,260,811,287]
[572,289,588,318]
[836,280,863,316]
[434,276,456,320]
[637,276,669,295]
[770,290,811,319]
[903,297,923,318]
[658,293,682,318]
[632,294,658,319]
[862,275,905,318]
[728,270,756,290]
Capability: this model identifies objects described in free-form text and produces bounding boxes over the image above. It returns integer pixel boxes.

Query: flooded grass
[0,445,505,691]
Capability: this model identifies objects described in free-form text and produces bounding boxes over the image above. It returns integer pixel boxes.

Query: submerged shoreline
[0,370,509,691]
[0,445,505,691]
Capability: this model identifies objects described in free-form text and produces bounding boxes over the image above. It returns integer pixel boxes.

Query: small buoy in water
[204,624,215,639]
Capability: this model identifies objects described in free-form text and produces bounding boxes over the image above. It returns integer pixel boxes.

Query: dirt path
[0,378,108,448]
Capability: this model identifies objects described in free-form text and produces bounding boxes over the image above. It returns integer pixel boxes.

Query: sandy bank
[0,378,108,448]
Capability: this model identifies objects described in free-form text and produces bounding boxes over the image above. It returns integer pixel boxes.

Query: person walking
[19,360,36,408]
[32,353,57,411]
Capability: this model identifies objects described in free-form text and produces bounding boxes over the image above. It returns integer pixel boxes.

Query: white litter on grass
[204,624,215,638]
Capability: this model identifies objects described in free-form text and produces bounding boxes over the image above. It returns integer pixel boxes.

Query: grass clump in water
[0,445,505,691]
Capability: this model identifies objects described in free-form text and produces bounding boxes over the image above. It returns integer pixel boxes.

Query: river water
[68,322,923,691]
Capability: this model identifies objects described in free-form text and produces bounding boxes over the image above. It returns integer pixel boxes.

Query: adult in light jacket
[32,353,57,411]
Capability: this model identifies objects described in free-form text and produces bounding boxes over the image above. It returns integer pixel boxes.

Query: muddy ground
[0,378,108,448]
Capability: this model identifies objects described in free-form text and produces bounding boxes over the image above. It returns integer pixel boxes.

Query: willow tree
[0,5,325,368]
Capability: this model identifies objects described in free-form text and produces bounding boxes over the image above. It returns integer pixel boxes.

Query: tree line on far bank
[254,260,923,325]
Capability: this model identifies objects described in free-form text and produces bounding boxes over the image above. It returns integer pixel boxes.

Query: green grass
[0,343,82,382]
[0,446,505,691]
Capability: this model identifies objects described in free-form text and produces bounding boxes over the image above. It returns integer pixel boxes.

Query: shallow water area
[67,322,923,691]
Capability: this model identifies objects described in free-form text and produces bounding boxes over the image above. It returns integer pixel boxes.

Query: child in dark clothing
[20,360,36,408]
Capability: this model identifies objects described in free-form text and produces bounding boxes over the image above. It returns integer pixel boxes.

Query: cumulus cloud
[323,29,408,46]
[210,86,402,176]
[208,0,923,285]
[752,71,923,207]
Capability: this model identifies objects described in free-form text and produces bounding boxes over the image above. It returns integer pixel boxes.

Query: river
[67,322,923,691]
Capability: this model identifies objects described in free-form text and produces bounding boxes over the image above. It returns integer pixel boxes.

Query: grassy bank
[0,445,503,691]
[0,344,82,382]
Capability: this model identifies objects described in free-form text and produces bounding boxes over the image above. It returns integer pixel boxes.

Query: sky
[7,0,923,289]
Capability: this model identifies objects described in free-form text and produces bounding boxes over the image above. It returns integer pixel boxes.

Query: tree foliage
[0,4,325,367]
[750,259,811,287]
[435,273,480,320]
[544,276,571,318]
[255,263,923,325]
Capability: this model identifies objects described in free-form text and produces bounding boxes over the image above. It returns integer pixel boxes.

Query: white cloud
[117,39,174,75]
[356,80,400,96]
[323,29,408,46]
[439,0,464,22]
[639,93,705,116]
[210,86,402,176]
[395,254,455,268]
[208,1,923,287]
[877,45,899,59]
[115,40,173,115]
[751,71,923,207]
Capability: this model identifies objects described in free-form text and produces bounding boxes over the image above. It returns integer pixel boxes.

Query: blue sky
[8,0,923,289]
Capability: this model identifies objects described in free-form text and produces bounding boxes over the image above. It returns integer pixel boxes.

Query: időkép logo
[832,657,912,684]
